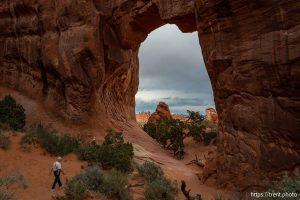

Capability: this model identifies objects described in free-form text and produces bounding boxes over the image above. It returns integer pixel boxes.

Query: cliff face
[0,0,299,190]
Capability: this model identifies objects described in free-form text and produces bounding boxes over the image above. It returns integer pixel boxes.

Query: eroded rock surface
[0,0,299,191]
[204,107,218,124]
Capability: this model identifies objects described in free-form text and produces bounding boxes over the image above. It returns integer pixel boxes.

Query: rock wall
[0,0,299,190]
[195,0,300,189]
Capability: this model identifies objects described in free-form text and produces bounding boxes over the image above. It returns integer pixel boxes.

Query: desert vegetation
[0,95,26,150]
[0,95,207,200]
[0,95,25,131]
[20,123,80,156]
[138,161,178,200]
[52,166,132,200]
[264,174,300,200]
[53,161,180,200]
[77,129,134,172]
[143,110,218,159]
[0,171,28,200]
[0,131,10,150]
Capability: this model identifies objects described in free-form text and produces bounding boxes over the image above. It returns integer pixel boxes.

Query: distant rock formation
[172,114,189,122]
[136,112,188,123]
[136,112,151,123]
[148,102,172,123]
[204,108,218,124]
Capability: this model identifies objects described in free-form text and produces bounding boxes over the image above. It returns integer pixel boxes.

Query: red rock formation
[172,114,189,122]
[148,102,172,123]
[204,108,218,124]
[136,112,151,123]
[136,112,188,123]
[0,0,299,191]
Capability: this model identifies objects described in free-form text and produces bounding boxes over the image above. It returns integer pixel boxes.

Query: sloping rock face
[204,107,218,124]
[0,0,299,190]
[148,102,172,123]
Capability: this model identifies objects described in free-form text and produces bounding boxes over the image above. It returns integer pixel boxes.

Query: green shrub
[0,95,25,131]
[61,166,132,200]
[144,176,178,200]
[61,166,103,200]
[214,194,224,200]
[202,131,217,145]
[80,166,103,191]
[0,171,27,189]
[51,196,66,200]
[137,161,164,182]
[103,129,124,146]
[0,123,10,131]
[143,119,185,159]
[138,122,147,129]
[0,190,16,200]
[264,175,300,200]
[187,110,205,124]
[64,175,88,200]
[0,132,10,150]
[77,142,102,162]
[101,169,132,200]
[143,123,157,139]
[101,129,134,172]
[20,123,80,156]
[77,129,134,172]
[100,142,134,172]
[143,110,218,158]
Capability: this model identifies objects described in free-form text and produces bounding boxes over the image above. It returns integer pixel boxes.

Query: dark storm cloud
[136,94,213,114]
[136,24,214,114]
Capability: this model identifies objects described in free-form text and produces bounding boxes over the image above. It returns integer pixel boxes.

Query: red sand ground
[0,133,86,199]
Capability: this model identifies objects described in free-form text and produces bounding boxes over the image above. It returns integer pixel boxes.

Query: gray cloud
[136,24,214,114]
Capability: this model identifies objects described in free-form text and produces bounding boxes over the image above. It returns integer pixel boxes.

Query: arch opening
[135,24,219,161]
[135,24,215,117]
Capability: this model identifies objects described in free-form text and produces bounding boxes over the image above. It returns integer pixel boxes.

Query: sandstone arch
[0,0,299,190]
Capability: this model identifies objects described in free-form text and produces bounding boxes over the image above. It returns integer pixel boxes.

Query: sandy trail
[0,133,224,200]
[0,133,86,200]
[123,123,225,200]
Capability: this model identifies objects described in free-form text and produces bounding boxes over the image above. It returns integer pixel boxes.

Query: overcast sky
[135,24,215,114]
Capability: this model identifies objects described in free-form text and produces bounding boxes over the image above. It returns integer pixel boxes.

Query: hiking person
[50,157,65,190]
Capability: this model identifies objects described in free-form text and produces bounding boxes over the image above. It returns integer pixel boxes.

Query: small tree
[0,132,10,149]
[0,95,25,131]
[143,110,218,159]
[20,123,80,156]
[143,123,157,139]
[187,110,204,124]
[77,129,134,172]
[143,119,186,159]
[137,161,164,182]
[64,175,87,200]
[100,134,134,172]
[101,169,132,200]
[144,176,178,200]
